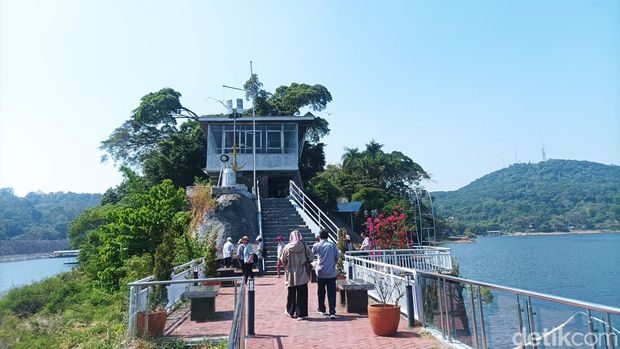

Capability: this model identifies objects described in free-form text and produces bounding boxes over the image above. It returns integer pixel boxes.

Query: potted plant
[137,229,175,337]
[336,228,348,281]
[367,273,407,336]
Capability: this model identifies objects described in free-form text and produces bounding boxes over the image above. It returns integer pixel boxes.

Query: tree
[100,88,199,167]
[299,142,326,186]
[141,120,208,187]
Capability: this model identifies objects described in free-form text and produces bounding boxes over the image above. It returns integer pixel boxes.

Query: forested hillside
[433,160,620,234]
[0,189,101,240]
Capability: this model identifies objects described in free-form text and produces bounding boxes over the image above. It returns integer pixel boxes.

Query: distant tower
[514,150,519,164]
[501,152,505,168]
[541,142,547,161]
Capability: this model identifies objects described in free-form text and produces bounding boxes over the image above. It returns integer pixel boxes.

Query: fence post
[406,275,415,328]
[248,277,255,336]
[128,285,137,338]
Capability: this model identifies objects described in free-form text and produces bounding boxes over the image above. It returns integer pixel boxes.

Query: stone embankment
[0,239,70,262]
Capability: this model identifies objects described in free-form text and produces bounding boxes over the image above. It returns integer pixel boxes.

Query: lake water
[443,233,620,348]
[444,233,620,306]
[0,257,75,295]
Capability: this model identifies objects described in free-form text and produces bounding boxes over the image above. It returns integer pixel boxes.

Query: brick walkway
[247,276,445,349]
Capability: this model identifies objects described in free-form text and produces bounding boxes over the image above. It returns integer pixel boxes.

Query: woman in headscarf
[280,230,313,320]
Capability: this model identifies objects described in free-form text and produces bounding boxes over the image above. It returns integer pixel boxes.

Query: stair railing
[289,180,339,242]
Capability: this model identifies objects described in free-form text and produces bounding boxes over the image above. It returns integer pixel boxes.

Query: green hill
[433,159,620,234]
[0,188,101,240]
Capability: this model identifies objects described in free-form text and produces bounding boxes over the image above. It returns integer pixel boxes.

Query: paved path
[247,276,445,349]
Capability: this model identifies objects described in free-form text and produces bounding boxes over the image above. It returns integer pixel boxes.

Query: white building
[199,115,316,197]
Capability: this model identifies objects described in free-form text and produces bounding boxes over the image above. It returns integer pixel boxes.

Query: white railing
[128,275,244,339]
[288,180,339,242]
[347,247,452,272]
[131,258,205,319]
[345,254,416,317]
[345,251,620,349]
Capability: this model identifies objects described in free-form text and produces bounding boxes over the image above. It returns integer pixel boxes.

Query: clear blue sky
[1,0,618,196]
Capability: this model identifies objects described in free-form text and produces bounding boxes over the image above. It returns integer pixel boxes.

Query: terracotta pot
[368,304,401,336]
[336,274,347,280]
[136,310,167,337]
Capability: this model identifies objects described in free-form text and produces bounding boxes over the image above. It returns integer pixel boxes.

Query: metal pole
[443,278,452,342]
[234,280,238,308]
[526,296,537,349]
[248,277,255,335]
[586,309,598,349]
[469,286,479,349]
[250,61,256,194]
[348,263,353,280]
[406,275,415,327]
[478,286,488,349]
[437,278,446,338]
[516,295,526,349]
[128,285,137,338]
[605,313,616,349]
[144,286,150,337]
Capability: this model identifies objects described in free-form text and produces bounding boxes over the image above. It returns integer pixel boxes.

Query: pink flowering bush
[366,205,414,249]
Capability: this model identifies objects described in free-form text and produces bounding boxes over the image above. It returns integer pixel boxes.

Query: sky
[1,0,619,196]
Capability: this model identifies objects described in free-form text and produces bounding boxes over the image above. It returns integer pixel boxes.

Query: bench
[336,279,375,314]
[183,285,219,322]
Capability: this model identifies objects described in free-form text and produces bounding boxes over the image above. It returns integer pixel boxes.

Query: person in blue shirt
[312,229,340,319]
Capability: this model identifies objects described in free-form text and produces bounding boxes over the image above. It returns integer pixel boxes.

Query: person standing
[255,236,264,276]
[281,230,312,320]
[223,237,234,268]
[275,235,285,278]
[312,229,340,319]
[241,236,254,284]
[345,234,354,252]
[360,232,371,251]
[235,238,245,269]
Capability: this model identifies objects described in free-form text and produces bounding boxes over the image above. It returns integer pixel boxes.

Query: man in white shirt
[223,237,234,269]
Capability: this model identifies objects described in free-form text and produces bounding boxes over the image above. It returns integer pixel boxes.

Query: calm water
[444,233,620,348]
[0,257,75,295]
[444,233,620,306]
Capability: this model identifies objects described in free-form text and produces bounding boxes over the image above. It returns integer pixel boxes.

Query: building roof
[198,115,316,123]
[335,201,363,213]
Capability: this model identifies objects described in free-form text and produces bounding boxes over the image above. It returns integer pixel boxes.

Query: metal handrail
[346,252,620,315]
[417,270,620,315]
[128,276,242,287]
[228,280,247,349]
[347,247,452,254]
[289,180,339,242]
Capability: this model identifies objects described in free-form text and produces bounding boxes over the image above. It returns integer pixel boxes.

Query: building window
[266,130,282,153]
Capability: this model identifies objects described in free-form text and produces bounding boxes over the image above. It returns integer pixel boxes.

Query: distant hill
[433,160,620,234]
[0,189,101,240]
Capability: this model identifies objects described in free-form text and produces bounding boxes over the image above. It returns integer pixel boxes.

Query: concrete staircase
[261,198,315,275]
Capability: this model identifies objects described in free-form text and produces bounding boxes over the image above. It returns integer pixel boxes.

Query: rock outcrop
[194,189,258,248]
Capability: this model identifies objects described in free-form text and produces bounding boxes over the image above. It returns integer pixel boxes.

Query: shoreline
[0,253,54,263]
[507,230,619,236]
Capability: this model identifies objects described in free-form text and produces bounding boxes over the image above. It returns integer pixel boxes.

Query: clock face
[220,154,230,163]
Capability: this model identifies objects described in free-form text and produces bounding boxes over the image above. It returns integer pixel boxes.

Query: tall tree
[100,88,199,167]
